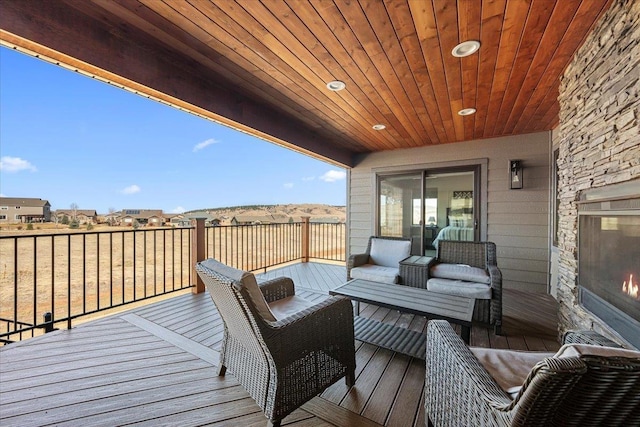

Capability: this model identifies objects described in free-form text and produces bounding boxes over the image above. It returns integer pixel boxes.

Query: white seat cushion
[369,238,411,268]
[268,295,315,321]
[427,277,492,299]
[471,347,555,398]
[471,343,640,400]
[351,264,399,284]
[430,263,491,284]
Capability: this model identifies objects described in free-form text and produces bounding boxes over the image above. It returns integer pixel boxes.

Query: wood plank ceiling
[0,0,612,166]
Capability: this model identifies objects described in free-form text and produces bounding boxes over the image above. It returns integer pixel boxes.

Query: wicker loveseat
[425,320,640,427]
[428,240,502,334]
[196,259,356,427]
[347,236,412,284]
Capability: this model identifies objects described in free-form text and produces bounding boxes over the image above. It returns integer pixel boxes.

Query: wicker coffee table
[330,279,475,358]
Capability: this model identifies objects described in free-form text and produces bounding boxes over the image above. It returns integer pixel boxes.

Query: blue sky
[0,47,347,214]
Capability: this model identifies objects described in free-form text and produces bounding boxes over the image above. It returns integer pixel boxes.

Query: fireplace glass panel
[579,214,640,323]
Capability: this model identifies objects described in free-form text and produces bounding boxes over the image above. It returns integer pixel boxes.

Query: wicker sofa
[347,236,412,284]
[196,259,356,427]
[428,240,502,334]
[425,320,640,427]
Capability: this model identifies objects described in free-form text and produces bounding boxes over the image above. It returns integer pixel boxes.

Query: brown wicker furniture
[195,259,356,427]
[428,240,502,334]
[399,255,433,288]
[347,235,412,284]
[425,320,640,427]
[330,279,475,357]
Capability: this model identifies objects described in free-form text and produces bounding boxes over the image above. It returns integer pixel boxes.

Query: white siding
[348,131,551,293]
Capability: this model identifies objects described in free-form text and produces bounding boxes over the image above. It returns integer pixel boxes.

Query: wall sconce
[510,160,523,189]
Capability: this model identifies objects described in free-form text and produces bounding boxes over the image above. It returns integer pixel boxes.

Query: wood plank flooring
[0,262,560,426]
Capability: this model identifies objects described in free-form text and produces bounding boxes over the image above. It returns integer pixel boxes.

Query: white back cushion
[369,238,411,267]
[553,343,640,359]
[201,259,276,322]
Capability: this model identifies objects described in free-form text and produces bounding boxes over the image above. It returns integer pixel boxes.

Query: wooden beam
[0,0,355,167]
[191,218,206,294]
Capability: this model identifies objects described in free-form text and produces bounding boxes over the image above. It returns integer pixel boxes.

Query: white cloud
[171,206,186,214]
[121,184,141,195]
[0,156,37,173]
[283,182,294,189]
[319,170,346,182]
[302,176,315,181]
[193,138,219,152]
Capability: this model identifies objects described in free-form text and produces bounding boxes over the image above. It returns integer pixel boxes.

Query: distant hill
[184,204,345,225]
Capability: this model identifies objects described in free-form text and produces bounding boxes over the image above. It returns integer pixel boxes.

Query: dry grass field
[0,225,192,333]
[0,220,345,342]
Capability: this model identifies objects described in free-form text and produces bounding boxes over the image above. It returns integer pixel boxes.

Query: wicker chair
[428,240,502,334]
[425,320,640,427]
[347,235,412,283]
[195,259,356,427]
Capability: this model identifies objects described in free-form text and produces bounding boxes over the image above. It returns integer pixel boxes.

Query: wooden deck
[0,262,560,426]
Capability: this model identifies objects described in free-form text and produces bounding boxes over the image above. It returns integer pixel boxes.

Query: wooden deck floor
[0,262,560,426]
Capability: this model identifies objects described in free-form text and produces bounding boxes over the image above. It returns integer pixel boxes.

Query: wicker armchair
[347,236,412,283]
[196,259,356,427]
[428,240,502,334]
[425,320,640,427]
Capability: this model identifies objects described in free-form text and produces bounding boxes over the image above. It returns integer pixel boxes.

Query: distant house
[173,212,220,227]
[54,209,98,224]
[146,214,165,227]
[0,197,51,223]
[163,213,181,225]
[120,209,165,226]
[231,214,291,225]
[231,215,261,225]
[103,211,121,225]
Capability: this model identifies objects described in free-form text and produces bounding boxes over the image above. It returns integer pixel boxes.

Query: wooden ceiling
[0,0,612,166]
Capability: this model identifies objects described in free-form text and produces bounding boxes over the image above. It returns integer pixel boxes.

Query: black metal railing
[309,222,346,262]
[204,222,303,272]
[203,221,346,272]
[0,228,192,344]
[0,221,346,344]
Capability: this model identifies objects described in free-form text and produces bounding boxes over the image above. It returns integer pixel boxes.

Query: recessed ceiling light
[326,80,346,91]
[452,40,481,57]
[458,108,477,116]
[372,124,386,130]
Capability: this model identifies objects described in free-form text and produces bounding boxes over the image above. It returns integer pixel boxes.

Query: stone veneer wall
[556,0,639,345]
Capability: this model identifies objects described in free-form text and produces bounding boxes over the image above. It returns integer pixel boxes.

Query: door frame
[372,158,488,247]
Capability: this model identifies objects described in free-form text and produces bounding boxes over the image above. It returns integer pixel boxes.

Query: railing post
[301,216,310,263]
[191,218,206,294]
[43,312,54,333]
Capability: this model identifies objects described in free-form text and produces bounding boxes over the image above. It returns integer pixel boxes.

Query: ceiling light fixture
[326,80,346,91]
[458,108,477,116]
[372,124,386,130]
[452,40,481,57]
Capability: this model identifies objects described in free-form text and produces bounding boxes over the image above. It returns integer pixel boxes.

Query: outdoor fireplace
[578,179,640,348]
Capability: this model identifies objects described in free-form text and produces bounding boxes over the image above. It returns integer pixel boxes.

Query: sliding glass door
[424,169,477,253]
[378,167,479,255]
[379,172,422,238]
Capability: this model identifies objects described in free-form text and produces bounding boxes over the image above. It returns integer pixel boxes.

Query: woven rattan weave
[196,259,356,427]
[425,320,640,426]
[432,240,502,334]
